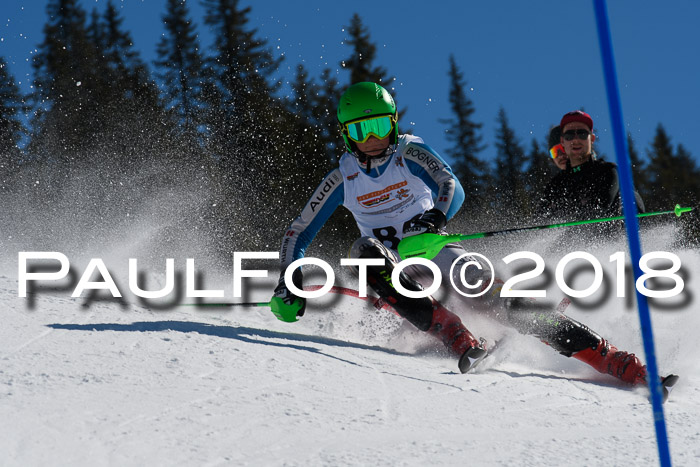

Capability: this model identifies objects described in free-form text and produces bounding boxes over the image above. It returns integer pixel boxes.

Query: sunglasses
[549,144,566,159]
[562,129,591,141]
[344,115,395,143]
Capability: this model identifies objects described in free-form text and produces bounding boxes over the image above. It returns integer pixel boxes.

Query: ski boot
[428,298,487,373]
[573,339,680,402]
[572,338,647,385]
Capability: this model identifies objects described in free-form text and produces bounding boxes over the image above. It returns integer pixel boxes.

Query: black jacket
[537,157,645,222]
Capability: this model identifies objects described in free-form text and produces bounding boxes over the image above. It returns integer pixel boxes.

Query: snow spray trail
[291,220,700,382]
[482,223,694,382]
[1,212,698,466]
[0,156,244,288]
[1,154,696,385]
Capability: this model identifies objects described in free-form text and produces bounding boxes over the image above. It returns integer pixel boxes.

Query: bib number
[372,215,422,250]
[372,226,400,250]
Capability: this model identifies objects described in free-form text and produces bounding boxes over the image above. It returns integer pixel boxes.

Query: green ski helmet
[337,82,399,153]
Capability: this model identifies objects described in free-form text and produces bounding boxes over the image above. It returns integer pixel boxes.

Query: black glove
[403,208,447,237]
[271,268,306,321]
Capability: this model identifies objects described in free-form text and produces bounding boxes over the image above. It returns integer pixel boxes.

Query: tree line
[0,0,697,257]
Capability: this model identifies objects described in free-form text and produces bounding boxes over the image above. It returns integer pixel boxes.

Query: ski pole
[176,286,392,311]
[398,204,693,260]
[179,301,270,308]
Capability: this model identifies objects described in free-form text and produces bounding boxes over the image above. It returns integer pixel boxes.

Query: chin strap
[354,152,372,175]
[354,144,398,175]
[365,154,373,174]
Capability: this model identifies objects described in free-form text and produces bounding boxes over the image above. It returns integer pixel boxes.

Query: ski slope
[1,229,699,466]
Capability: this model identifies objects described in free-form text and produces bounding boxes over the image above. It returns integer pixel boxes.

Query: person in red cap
[529,112,676,398]
[537,110,644,221]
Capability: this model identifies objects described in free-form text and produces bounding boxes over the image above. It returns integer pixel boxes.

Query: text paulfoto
[16,250,684,300]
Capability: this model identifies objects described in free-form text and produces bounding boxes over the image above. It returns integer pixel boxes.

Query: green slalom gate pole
[398,204,692,260]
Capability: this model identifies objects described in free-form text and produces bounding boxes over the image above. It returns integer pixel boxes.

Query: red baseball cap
[560,110,593,131]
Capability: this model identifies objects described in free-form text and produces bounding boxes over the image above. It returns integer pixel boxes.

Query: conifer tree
[30,0,162,165]
[669,144,700,204]
[341,14,393,86]
[317,68,344,164]
[440,55,487,209]
[523,138,553,214]
[288,64,341,167]
[103,1,143,77]
[86,8,104,53]
[645,124,700,209]
[283,64,357,251]
[493,107,528,217]
[626,132,651,203]
[290,64,317,124]
[646,124,677,210]
[645,125,700,242]
[201,0,283,165]
[284,64,332,192]
[88,1,175,178]
[105,4,165,112]
[29,0,99,162]
[672,144,700,243]
[0,57,25,164]
[201,0,282,117]
[201,0,298,251]
[155,0,206,137]
[339,14,405,136]
[28,0,187,236]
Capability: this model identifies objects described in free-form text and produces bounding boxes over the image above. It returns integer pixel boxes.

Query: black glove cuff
[422,208,447,231]
[279,268,304,290]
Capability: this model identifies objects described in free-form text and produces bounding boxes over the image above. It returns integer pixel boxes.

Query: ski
[661,374,679,403]
[458,338,493,374]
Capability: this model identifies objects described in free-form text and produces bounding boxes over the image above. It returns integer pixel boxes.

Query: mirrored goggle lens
[562,129,590,141]
[346,116,393,143]
[549,144,565,159]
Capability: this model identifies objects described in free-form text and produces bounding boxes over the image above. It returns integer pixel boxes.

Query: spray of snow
[0,170,698,464]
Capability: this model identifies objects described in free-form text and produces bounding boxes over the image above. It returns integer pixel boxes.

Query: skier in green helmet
[269,82,676,398]
[336,81,400,173]
[272,81,488,371]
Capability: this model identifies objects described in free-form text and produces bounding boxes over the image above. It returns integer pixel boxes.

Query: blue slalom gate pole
[592,1,672,465]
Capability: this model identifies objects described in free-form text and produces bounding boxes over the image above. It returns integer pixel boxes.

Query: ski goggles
[343,115,395,143]
[562,129,591,141]
[549,144,566,159]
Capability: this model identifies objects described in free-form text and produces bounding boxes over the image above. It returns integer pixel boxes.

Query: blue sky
[2,1,699,168]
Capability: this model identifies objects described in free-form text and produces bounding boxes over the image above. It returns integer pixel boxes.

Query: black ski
[458,338,492,373]
[661,374,680,403]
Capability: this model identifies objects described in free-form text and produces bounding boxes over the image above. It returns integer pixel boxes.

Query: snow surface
[1,226,699,466]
